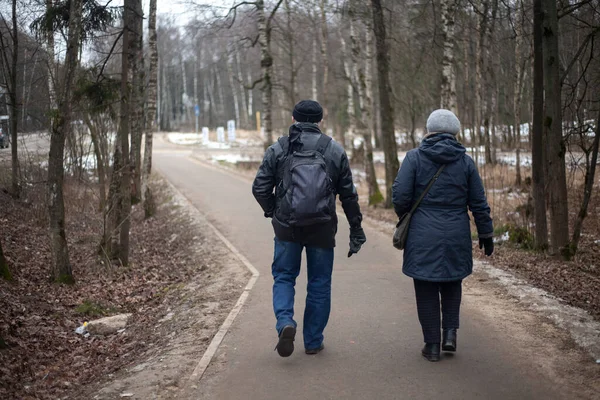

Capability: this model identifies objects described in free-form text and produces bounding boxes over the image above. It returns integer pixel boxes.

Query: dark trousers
[413,279,462,343]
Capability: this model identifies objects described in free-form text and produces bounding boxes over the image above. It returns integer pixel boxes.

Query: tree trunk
[474,0,489,165]
[47,0,83,283]
[320,0,329,129]
[256,0,283,149]
[46,0,56,110]
[349,3,382,205]
[105,0,134,264]
[0,239,11,281]
[340,29,353,149]
[9,0,19,197]
[130,0,144,204]
[311,16,318,101]
[214,65,225,119]
[227,49,241,128]
[258,0,274,148]
[234,41,249,128]
[118,0,136,265]
[513,2,525,186]
[570,107,600,253]
[484,0,498,165]
[371,0,399,208]
[84,115,107,211]
[247,70,254,122]
[440,0,457,112]
[542,0,569,257]
[143,0,158,218]
[532,0,548,250]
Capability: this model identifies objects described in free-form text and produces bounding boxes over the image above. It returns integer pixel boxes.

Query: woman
[392,109,494,362]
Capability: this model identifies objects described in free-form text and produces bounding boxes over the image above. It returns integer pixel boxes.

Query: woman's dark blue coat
[392,134,493,282]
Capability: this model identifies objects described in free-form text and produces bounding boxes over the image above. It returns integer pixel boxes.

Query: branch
[558,0,594,19]
[267,0,285,29]
[245,77,264,90]
[227,1,258,28]
[561,28,600,86]
[97,30,124,82]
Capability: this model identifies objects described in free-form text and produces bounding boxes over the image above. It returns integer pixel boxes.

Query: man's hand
[479,237,494,257]
[348,227,367,257]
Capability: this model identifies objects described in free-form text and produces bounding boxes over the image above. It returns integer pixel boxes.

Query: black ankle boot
[421,343,441,362]
[442,329,457,352]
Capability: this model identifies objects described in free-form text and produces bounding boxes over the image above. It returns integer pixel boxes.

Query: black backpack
[274,134,335,227]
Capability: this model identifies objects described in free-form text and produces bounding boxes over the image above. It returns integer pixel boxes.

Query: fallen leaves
[0,176,210,399]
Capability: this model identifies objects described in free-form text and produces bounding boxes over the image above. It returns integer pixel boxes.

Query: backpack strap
[315,134,332,155]
[277,136,290,155]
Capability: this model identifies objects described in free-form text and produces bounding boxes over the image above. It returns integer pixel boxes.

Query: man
[252,100,366,357]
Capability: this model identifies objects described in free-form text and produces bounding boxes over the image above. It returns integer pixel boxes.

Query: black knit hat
[293,100,323,123]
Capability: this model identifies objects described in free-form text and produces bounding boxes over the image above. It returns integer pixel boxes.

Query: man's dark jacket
[252,122,362,248]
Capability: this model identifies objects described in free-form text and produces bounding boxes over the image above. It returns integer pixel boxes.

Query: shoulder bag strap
[408,164,446,215]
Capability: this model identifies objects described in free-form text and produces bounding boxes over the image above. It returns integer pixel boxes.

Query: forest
[0,0,599,397]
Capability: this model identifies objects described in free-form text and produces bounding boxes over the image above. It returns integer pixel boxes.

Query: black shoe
[305,343,324,355]
[421,343,441,362]
[275,325,296,357]
[442,329,457,352]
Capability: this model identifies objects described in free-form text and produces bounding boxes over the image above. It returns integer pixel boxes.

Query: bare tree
[570,106,600,253]
[0,239,10,281]
[142,0,158,218]
[440,0,457,112]
[512,0,526,186]
[0,0,21,196]
[531,0,548,249]
[47,0,85,283]
[320,0,330,128]
[349,2,382,205]
[371,0,399,208]
[104,0,136,265]
[227,47,241,127]
[542,0,569,256]
[130,0,144,204]
[257,0,284,148]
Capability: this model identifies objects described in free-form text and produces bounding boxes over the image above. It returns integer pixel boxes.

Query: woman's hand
[479,237,494,256]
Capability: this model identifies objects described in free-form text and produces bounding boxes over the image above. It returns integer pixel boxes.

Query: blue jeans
[272,238,334,350]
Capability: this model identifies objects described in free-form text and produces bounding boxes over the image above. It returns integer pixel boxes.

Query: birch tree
[143,0,158,218]
[349,3,382,205]
[227,47,241,128]
[130,0,144,204]
[226,0,285,147]
[320,0,329,128]
[440,0,457,112]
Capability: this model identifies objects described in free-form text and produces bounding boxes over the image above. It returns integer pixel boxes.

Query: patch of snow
[211,154,257,164]
[478,261,600,360]
[494,231,510,244]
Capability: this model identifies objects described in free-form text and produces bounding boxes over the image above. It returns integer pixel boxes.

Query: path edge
[155,170,260,383]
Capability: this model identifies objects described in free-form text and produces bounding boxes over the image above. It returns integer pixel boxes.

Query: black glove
[479,237,494,257]
[348,227,366,257]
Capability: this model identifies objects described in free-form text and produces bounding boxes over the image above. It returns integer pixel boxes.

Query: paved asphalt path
[154,149,568,400]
